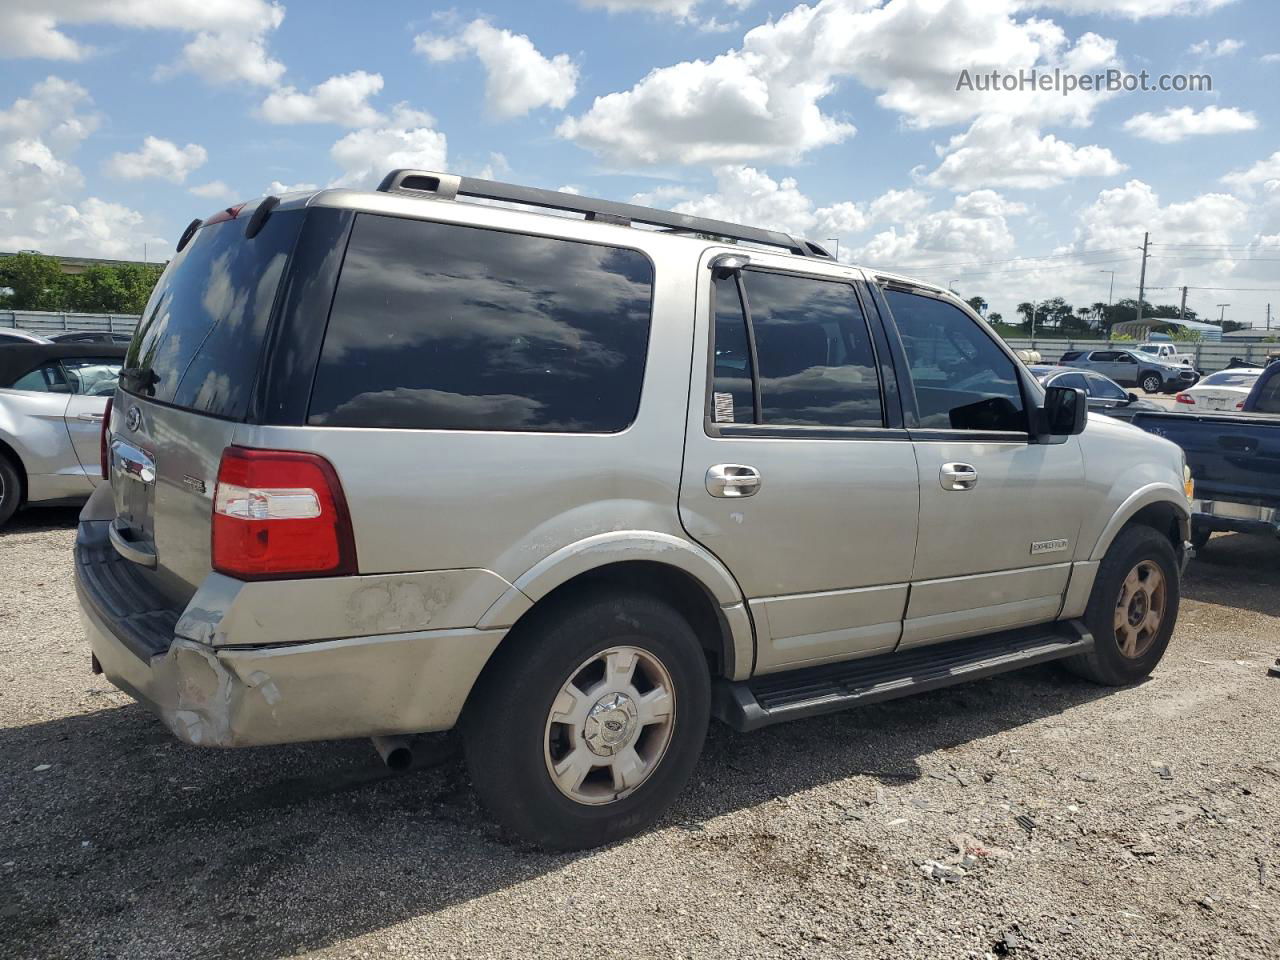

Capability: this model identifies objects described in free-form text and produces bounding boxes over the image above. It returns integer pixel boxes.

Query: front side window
[1115,352,1138,365]
[1085,374,1126,400]
[1053,372,1088,392]
[710,270,885,428]
[885,290,1026,433]
[309,215,654,432]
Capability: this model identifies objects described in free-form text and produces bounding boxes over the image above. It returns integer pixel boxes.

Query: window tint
[1060,351,1083,362]
[1053,372,1088,392]
[1200,371,1259,388]
[309,215,654,432]
[885,290,1026,433]
[1085,374,1126,400]
[711,274,753,423]
[1115,352,1138,364]
[126,210,303,418]
[1253,371,1280,413]
[1089,351,1118,362]
[740,272,883,427]
[9,363,70,392]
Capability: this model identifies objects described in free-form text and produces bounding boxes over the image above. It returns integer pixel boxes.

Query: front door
[1110,351,1140,386]
[878,288,1084,648]
[679,253,919,675]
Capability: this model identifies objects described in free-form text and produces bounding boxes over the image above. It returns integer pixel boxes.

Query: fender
[1088,482,1191,563]
[476,530,756,681]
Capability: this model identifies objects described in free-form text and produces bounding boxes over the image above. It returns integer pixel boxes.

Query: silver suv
[76,171,1193,849]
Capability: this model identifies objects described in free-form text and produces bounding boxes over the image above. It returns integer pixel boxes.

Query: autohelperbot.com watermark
[956,67,1212,95]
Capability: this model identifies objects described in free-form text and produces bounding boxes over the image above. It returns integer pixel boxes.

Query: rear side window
[125,210,303,419]
[1060,351,1083,362]
[308,215,654,432]
[885,290,1026,433]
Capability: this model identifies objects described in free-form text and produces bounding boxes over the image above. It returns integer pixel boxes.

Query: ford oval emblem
[126,406,142,432]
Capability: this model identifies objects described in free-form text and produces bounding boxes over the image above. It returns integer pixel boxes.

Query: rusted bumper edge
[75,526,505,748]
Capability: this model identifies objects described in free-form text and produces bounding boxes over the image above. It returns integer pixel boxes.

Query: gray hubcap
[544,645,676,806]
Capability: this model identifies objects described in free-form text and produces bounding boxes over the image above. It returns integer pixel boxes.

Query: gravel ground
[2,508,1278,960]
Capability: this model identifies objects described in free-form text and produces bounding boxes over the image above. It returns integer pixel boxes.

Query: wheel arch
[0,435,28,506]
[1089,485,1189,563]
[477,532,755,683]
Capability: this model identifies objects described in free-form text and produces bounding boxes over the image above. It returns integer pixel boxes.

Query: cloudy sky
[2,0,1278,327]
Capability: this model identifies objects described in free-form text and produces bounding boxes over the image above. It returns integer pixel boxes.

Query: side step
[714,621,1093,732]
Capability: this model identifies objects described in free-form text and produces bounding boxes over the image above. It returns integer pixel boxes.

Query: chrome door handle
[940,462,978,491]
[77,412,105,423]
[707,464,761,498]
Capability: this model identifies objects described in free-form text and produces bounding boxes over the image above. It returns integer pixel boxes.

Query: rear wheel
[0,454,22,528]
[1065,525,1179,685]
[1141,372,1163,394]
[462,591,710,849]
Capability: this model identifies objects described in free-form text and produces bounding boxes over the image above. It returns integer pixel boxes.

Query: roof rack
[375,169,832,259]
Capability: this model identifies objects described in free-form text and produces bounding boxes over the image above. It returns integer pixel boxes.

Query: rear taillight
[211,446,357,580]
[1236,400,1245,409]
[99,396,113,478]
[1175,393,1194,405]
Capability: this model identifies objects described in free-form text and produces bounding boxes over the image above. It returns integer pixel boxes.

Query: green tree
[0,253,69,310]
[988,311,1003,324]
[965,295,988,316]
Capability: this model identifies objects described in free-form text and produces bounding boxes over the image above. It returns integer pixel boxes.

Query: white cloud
[266,179,319,194]
[580,0,701,14]
[0,77,163,258]
[189,180,235,200]
[922,116,1125,190]
[171,21,285,87]
[853,189,1027,273]
[1188,38,1244,57]
[1123,105,1258,143]
[259,71,384,126]
[105,136,207,183]
[869,188,931,224]
[330,106,448,189]
[1069,179,1247,253]
[1262,53,1280,64]
[1222,150,1280,194]
[559,0,1120,167]
[651,165,867,238]
[415,19,578,118]
[1022,0,1236,17]
[1,0,283,60]
[0,75,97,150]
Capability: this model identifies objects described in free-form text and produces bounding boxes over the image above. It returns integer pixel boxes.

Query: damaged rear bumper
[75,519,506,748]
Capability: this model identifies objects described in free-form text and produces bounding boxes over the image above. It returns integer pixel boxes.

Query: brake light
[203,202,247,225]
[211,447,357,579]
[100,396,113,479]
[1236,400,1245,410]
[1175,393,1194,405]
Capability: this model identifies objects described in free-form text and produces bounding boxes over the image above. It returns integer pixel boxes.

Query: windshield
[1199,371,1260,388]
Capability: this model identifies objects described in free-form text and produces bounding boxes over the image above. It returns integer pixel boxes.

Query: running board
[714,621,1092,732]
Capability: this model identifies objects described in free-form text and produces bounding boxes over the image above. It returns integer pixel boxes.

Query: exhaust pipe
[371,735,413,771]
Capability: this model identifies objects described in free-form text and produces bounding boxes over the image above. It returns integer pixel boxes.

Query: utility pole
[1098,269,1115,306]
[1135,231,1149,328]
[1267,302,1272,330]
[1216,303,1230,324]
[1178,285,1187,322]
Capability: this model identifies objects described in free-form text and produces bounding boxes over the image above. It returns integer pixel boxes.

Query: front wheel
[1141,373,1163,394]
[0,454,22,528]
[1065,525,1179,685]
[462,591,710,849]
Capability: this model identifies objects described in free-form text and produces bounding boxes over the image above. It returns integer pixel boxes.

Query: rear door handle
[940,462,978,491]
[707,464,761,498]
[77,412,105,423]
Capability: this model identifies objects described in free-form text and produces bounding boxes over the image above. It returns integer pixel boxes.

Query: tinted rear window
[308,214,654,432]
[124,209,303,419]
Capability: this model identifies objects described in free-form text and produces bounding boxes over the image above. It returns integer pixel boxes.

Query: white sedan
[1174,368,1265,411]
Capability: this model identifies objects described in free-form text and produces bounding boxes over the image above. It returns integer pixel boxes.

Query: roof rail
[375,168,831,259]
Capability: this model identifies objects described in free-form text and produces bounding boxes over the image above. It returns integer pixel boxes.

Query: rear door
[1111,351,1141,386]
[877,288,1083,648]
[109,204,306,599]
[678,253,919,675]
[60,357,121,481]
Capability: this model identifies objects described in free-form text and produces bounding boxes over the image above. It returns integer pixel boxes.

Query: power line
[1149,255,1280,262]
[1146,284,1280,292]
[884,247,1131,271]
[908,257,1140,281]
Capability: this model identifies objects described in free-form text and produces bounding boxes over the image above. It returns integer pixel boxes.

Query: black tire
[462,590,710,850]
[1065,525,1179,686]
[0,454,22,529]
[1140,372,1163,394]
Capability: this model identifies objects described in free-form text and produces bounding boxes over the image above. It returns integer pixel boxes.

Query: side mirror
[1036,385,1087,441]
[1126,392,1139,404]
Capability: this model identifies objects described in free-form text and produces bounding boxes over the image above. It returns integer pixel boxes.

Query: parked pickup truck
[1132,408,1280,548]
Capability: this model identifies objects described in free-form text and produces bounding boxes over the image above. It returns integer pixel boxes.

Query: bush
[0,253,162,314]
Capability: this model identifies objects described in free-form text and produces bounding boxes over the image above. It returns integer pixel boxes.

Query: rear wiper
[121,366,159,394]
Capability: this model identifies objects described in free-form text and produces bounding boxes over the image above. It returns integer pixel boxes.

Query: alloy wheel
[1114,560,1166,659]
